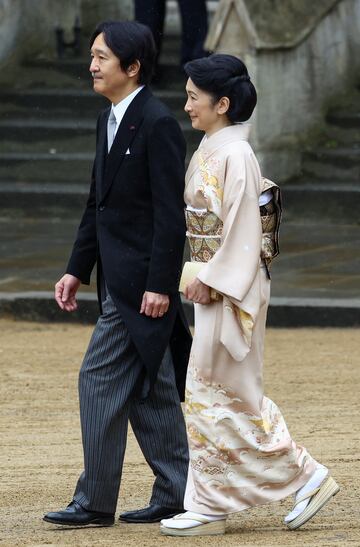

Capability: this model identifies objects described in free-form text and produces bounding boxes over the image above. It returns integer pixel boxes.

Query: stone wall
[0,1,21,67]
[81,0,133,37]
[0,0,81,68]
[207,0,360,181]
[0,0,134,69]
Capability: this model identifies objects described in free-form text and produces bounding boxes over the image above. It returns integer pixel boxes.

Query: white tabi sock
[284,463,328,523]
[161,511,227,529]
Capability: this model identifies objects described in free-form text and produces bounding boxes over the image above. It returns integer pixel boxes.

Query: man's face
[90,33,131,101]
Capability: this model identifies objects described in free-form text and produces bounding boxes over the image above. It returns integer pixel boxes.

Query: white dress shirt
[110,85,145,152]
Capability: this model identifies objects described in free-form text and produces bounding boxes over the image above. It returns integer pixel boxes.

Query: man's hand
[55,274,81,312]
[140,291,170,318]
[184,277,211,305]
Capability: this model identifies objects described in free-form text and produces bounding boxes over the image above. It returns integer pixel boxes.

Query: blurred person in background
[135,0,208,79]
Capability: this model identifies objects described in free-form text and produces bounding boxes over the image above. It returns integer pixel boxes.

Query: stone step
[326,110,360,129]
[0,135,96,155]
[1,291,359,327]
[0,118,198,149]
[282,182,360,223]
[302,147,360,181]
[1,179,359,225]
[0,214,359,320]
[0,135,199,156]
[25,59,187,89]
[0,88,188,117]
[304,146,360,167]
[0,119,96,142]
[158,35,185,64]
[0,153,93,183]
[1,89,108,116]
[0,135,201,182]
[319,125,360,147]
[0,181,88,212]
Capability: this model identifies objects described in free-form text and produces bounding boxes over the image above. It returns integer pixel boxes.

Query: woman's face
[184,78,229,134]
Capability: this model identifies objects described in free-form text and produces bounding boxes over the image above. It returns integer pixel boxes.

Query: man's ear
[127,60,141,79]
[217,96,230,115]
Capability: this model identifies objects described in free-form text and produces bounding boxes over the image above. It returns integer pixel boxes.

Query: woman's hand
[184,278,211,305]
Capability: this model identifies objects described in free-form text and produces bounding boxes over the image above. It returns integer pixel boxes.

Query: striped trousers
[72,290,189,514]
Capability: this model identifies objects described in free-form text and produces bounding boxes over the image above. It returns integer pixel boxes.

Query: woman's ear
[216,96,230,115]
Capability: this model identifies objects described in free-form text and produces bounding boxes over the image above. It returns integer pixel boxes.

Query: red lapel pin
[129,125,136,130]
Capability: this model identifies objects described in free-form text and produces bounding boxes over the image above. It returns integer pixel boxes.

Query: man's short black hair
[90,21,157,85]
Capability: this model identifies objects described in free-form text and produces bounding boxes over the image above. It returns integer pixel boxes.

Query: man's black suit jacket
[66,86,192,398]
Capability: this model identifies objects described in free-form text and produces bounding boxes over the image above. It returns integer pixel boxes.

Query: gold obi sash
[185,179,282,277]
[185,208,222,263]
[260,179,282,276]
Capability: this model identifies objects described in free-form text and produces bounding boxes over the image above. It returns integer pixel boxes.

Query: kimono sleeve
[197,149,262,303]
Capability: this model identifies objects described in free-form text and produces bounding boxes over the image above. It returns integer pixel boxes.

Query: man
[43,20,191,527]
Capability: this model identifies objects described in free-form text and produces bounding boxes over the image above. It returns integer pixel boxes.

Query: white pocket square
[125,148,130,155]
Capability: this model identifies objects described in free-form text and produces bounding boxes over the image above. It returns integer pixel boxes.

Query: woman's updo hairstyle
[184,54,257,123]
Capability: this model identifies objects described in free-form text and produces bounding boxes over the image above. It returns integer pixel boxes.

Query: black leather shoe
[43,501,114,526]
[119,504,184,523]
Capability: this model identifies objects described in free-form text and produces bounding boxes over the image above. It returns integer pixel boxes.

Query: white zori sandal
[160,511,227,536]
[285,466,340,530]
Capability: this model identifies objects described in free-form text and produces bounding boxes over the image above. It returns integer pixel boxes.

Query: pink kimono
[183,124,317,515]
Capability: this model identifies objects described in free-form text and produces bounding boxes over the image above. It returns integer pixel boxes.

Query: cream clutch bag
[179,261,220,300]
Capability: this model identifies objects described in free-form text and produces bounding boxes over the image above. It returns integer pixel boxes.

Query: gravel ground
[0,320,359,546]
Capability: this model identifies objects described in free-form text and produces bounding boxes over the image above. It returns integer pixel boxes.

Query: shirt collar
[111,85,145,126]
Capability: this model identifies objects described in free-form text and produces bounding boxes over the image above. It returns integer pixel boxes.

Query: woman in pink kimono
[160,54,339,537]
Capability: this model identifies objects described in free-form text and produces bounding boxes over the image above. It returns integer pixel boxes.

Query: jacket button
[98,205,105,211]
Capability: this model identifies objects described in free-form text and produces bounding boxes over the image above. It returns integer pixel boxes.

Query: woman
[160,54,339,537]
